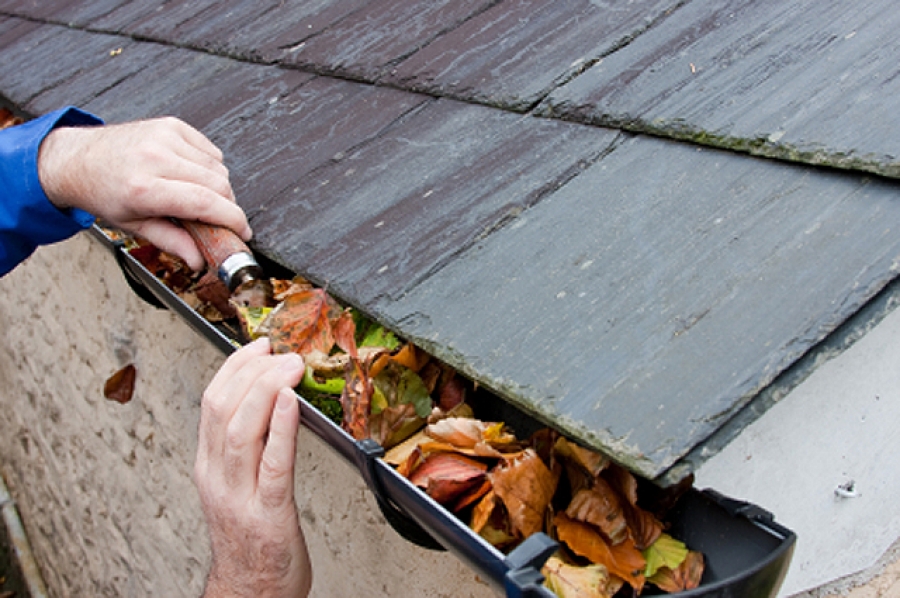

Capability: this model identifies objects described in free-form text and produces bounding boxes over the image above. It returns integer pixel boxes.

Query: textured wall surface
[0,232,495,598]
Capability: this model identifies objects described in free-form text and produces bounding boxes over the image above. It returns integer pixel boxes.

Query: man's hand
[194,338,312,598]
[37,116,251,271]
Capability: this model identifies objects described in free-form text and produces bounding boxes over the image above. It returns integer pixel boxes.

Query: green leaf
[373,361,432,418]
[299,366,345,395]
[642,533,689,578]
[354,311,401,350]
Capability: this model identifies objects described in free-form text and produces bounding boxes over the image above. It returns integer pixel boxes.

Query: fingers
[198,339,304,498]
[257,388,301,509]
[221,352,303,488]
[197,338,272,463]
[130,218,205,271]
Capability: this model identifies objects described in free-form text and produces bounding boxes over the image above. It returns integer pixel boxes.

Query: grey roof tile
[540,0,900,178]
[2,3,899,477]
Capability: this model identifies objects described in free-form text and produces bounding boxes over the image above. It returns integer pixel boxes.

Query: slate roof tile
[384,0,679,111]
[251,98,619,305]
[540,0,900,178]
[2,2,899,479]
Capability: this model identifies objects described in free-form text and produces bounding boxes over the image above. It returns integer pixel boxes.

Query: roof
[3,0,899,481]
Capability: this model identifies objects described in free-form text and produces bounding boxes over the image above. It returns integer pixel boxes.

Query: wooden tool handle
[181,220,251,271]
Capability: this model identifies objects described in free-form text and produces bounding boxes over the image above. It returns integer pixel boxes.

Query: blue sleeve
[0,106,104,276]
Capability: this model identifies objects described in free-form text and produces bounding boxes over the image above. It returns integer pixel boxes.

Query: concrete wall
[0,232,495,598]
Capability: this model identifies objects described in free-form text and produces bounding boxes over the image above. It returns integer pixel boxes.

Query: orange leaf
[471,489,498,534]
[104,364,136,404]
[392,343,429,372]
[340,356,373,440]
[553,512,646,592]
[451,477,492,512]
[489,449,557,539]
[470,490,517,549]
[265,288,340,356]
[333,309,357,358]
[271,276,313,301]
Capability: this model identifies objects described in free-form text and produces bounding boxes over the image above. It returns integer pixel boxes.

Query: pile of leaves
[124,238,704,596]
[0,108,23,130]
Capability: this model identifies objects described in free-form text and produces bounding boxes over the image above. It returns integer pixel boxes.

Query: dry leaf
[604,464,664,550]
[553,512,646,592]
[426,418,519,454]
[566,481,629,545]
[647,550,704,592]
[333,309,357,358]
[451,477,492,512]
[541,554,624,598]
[264,288,340,356]
[0,107,23,129]
[554,437,609,478]
[195,271,236,319]
[104,364,136,404]
[471,490,517,548]
[340,354,373,440]
[408,452,488,505]
[489,449,557,539]
[271,276,313,301]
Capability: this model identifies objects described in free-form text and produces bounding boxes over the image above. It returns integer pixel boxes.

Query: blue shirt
[0,107,103,276]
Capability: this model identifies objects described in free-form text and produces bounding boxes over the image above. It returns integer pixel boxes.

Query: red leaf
[408,453,488,505]
[333,309,357,358]
[265,288,340,356]
[104,364,136,404]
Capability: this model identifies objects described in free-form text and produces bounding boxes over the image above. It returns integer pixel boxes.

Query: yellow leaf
[643,533,689,578]
[542,554,623,598]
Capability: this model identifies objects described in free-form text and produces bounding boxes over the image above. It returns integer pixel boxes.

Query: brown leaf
[340,355,373,440]
[647,550,705,593]
[554,437,609,478]
[194,271,236,319]
[104,364,136,404]
[129,242,194,293]
[408,453,488,505]
[604,464,664,550]
[553,512,646,592]
[264,288,340,356]
[489,449,557,539]
[566,480,629,545]
[369,402,422,448]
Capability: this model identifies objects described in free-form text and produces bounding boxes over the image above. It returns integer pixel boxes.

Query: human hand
[37,116,251,271]
[194,338,312,598]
